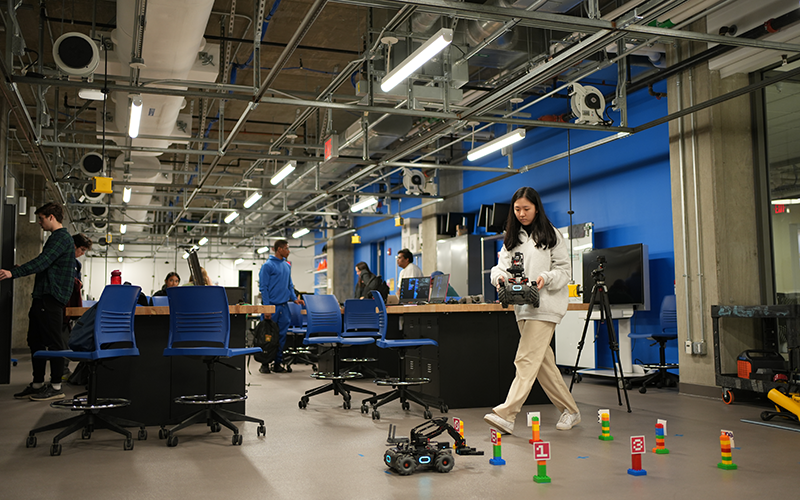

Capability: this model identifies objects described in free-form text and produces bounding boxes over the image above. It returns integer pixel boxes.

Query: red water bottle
[111,270,122,285]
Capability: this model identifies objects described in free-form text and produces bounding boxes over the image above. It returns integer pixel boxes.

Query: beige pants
[493,320,578,423]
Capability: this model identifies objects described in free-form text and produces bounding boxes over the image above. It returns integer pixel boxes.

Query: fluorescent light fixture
[234,258,244,266]
[122,186,132,203]
[256,246,269,255]
[120,224,127,234]
[381,28,453,92]
[350,196,378,213]
[292,227,310,239]
[128,94,143,138]
[118,257,123,263]
[243,191,263,208]
[270,161,296,185]
[772,198,800,205]
[467,129,526,162]
[29,207,36,223]
[224,211,239,224]
[118,243,124,251]
[198,237,209,246]
[78,88,106,101]
[18,197,27,215]
[182,252,190,260]
[5,177,14,197]
[616,132,631,138]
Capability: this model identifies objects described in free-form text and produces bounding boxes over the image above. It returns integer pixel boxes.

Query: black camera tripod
[569,257,631,413]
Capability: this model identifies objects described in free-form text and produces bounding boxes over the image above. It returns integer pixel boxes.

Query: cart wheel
[722,389,734,405]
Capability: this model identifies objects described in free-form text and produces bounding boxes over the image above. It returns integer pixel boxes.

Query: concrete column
[327,229,354,300]
[421,169,462,274]
[12,213,43,351]
[667,29,762,394]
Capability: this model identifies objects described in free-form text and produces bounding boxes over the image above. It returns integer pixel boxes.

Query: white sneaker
[556,410,581,430]
[483,412,514,435]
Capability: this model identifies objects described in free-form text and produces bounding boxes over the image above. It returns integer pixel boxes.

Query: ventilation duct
[112,155,172,233]
[90,205,108,218]
[81,183,105,203]
[52,32,99,78]
[79,152,105,177]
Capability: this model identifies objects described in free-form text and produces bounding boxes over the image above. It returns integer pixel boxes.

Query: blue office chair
[284,301,317,372]
[161,286,265,447]
[628,294,679,393]
[26,284,147,456]
[298,294,376,410]
[363,290,446,420]
[151,295,169,307]
[341,299,386,379]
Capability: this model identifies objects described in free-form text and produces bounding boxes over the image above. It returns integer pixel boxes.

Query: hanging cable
[567,129,574,283]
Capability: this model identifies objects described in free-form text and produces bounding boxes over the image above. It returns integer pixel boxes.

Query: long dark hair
[503,187,558,251]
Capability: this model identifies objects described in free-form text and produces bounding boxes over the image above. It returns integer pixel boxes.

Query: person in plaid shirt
[0,202,75,401]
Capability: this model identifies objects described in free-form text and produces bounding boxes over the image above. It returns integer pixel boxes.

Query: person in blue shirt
[259,239,303,373]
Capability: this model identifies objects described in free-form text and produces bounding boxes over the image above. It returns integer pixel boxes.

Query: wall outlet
[684,340,693,354]
[692,341,707,355]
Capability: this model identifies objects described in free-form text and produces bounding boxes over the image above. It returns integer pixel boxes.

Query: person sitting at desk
[396,248,422,296]
[355,262,381,299]
[153,272,180,296]
[185,267,212,286]
[430,271,458,298]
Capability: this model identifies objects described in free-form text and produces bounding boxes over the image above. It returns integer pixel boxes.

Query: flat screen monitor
[487,203,510,233]
[478,204,492,229]
[398,277,431,304]
[582,243,650,311]
[186,249,205,286]
[429,274,450,304]
[224,286,248,305]
[445,212,476,237]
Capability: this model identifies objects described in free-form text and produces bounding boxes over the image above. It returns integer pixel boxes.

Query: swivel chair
[298,294,376,410]
[151,296,169,307]
[283,301,317,372]
[341,299,386,378]
[160,286,265,447]
[628,294,680,393]
[363,291,447,420]
[26,284,147,456]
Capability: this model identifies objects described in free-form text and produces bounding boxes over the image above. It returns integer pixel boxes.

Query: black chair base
[160,405,265,447]
[299,375,377,410]
[26,409,147,456]
[363,385,443,420]
[633,366,679,393]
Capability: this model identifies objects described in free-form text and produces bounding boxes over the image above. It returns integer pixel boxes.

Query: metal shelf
[313,269,327,274]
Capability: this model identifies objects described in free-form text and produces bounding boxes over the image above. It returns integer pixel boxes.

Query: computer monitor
[445,212,476,237]
[487,203,510,233]
[398,277,431,304]
[429,274,450,304]
[186,249,205,286]
[224,286,248,305]
[478,204,492,229]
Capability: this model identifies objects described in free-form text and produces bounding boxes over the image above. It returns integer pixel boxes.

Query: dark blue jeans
[272,303,290,363]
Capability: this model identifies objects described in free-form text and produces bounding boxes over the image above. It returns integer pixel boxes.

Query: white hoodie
[490,226,570,324]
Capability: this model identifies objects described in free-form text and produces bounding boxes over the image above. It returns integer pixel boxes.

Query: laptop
[398,277,431,305]
[428,274,450,304]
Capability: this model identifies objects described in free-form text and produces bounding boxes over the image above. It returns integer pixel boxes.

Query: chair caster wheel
[361,404,369,414]
[26,436,36,448]
[655,381,664,389]
[257,424,266,436]
[423,410,432,419]
[123,438,134,451]
[138,429,147,440]
[625,383,633,391]
[639,386,647,394]
[81,428,91,439]
[50,443,62,456]
[372,410,380,420]
[440,404,449,413]
[167,435,179,447]
[232,434,243,446]
[210,422,221,433]
[158,428,168,439]
[343,400,351,410]
[402,401,410,411]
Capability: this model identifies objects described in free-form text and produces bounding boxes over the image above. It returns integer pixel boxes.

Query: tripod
[569,257,631,413]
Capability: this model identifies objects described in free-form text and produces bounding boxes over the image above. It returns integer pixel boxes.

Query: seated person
[185,267,212,286]
[354,262,381,299]
[153,272,180,296]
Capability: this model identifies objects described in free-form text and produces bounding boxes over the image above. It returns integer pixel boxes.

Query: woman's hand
[496,277,504,292]
[536,276,544,290]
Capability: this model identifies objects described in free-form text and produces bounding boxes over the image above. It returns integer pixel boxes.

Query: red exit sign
[324,135,339,162]
[774,204,786,214]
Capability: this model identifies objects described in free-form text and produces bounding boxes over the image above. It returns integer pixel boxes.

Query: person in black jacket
[153,272,180,296]
[354,262,381,299]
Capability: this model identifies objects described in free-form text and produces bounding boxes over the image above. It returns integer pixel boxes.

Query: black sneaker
[14,384,42,399]
[29,385,66,401]
[258,364,271,374]
[271,363,286,373]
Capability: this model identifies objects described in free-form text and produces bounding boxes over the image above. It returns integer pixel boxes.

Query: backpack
[250,318,280,365]
[374,276,390,301]
[68,303,98,352]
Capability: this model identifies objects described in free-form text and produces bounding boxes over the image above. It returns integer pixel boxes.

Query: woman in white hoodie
[484,187,581,434]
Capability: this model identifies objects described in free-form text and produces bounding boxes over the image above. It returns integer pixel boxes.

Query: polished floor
[1,356,797,500]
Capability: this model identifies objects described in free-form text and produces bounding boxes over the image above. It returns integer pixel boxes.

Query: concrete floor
[1,356,798,500]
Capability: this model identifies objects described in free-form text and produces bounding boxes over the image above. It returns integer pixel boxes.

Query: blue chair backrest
[287,301,304,328]
[659,294,678,335]
[151,296,169,307]
[370,291,388,341]
[94,284,141,349]
[304,294,342,337]
[343,299,380,333]
[83,299,98,307]
[166,286,230,348]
